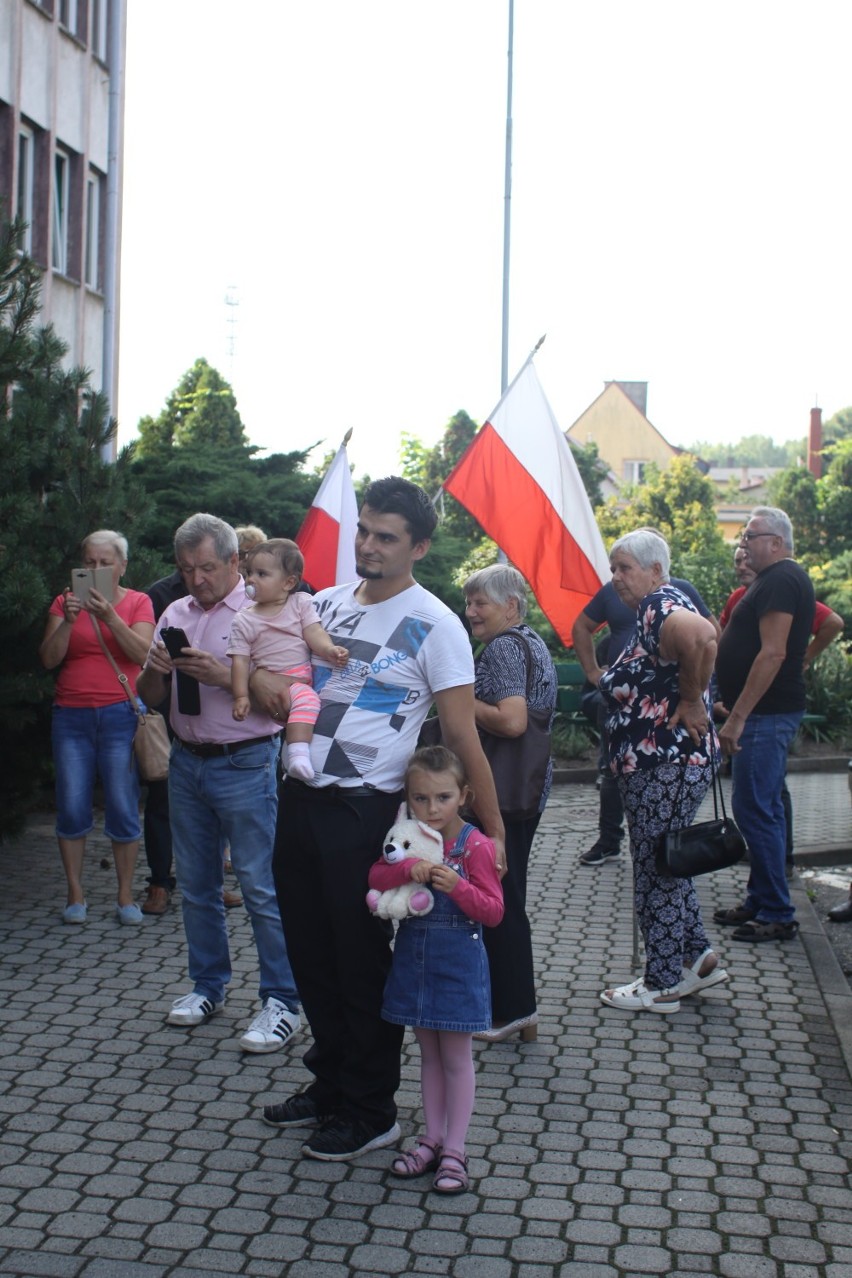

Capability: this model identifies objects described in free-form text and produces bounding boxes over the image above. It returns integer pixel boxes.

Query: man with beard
[255,477,505,1163]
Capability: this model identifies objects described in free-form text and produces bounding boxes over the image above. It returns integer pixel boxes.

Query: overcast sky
[117,1,852,481]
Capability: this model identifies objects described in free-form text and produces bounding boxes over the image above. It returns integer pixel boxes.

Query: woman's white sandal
[676,949,729,997]
[600,978,681,1014]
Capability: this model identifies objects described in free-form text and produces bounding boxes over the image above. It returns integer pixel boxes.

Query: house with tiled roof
[566,381,685,498]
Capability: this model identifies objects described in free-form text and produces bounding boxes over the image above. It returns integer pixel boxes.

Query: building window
[59,0,76,28]
[52,148,70,275]
[623,460,646,485]
[17,127,35,254]
[84,169,102,288]
[91,0,108,60]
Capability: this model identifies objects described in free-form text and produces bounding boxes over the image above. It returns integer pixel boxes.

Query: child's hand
[410,860,436,884]
[232,696,251,721]
[329,645,349,669]
[429,864,460,893]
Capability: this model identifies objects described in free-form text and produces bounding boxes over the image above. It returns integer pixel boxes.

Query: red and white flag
[296,440,358,590]
[443,358,609,644]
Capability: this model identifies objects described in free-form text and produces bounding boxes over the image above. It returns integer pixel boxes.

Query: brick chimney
[808,406,822,479]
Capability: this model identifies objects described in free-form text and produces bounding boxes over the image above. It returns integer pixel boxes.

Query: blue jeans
[168,739,298,1010]
[52,702,141,842]
[731,711,803,924]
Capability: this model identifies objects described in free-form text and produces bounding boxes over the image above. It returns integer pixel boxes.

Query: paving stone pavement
[1,776,852,1278]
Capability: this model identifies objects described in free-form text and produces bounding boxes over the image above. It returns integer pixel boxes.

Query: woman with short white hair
[597,529,726,1013]
[39,530,155,925]
[463,563,557,1042]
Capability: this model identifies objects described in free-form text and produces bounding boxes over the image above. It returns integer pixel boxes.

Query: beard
[356,561,382,580]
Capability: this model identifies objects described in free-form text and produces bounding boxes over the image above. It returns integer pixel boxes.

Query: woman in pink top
[39,530,154,926]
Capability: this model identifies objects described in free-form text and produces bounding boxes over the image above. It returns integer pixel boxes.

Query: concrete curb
[791,873,852,1082]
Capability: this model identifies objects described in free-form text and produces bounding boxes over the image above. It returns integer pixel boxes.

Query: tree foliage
[135,358,249,455]
[685,433,802,468]
[595,455,731,612]
[0,213,154,837]
[130,440,318,569]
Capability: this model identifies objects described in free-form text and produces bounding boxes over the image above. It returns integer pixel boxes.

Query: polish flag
[443,358,609,645]
[296,439,358,590]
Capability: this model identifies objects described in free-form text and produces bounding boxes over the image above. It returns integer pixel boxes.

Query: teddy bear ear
[414,819,443,848]
[395,800,408,824]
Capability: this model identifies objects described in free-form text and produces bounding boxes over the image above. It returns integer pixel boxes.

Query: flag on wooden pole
[443,358,609,644]
[296,436,358,590]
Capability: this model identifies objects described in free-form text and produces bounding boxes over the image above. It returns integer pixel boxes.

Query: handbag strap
[671,735,728,821]
[88,613,143,717]
[478,628,536,699]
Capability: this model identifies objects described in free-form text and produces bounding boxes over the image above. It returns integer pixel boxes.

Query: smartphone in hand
[161,626,191,659]
[71,566,115,605]
[159,626,201,715]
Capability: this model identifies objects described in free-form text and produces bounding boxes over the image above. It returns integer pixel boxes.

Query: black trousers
[272,782,404,1130]
[143,777,176,889]
[482,814,540,1022]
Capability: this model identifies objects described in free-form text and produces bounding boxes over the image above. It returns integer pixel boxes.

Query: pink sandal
[433,1149,469,1195]
[390,1137,442,1179]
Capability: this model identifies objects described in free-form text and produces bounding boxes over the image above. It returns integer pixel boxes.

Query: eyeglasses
[740,531,776,542]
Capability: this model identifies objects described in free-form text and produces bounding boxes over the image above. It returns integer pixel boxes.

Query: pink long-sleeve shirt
[368,827,504,927]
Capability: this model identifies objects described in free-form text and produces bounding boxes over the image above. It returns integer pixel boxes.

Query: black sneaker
[302,1116,401,1162]
[579,842,621,866]
[262,1093,328,1129]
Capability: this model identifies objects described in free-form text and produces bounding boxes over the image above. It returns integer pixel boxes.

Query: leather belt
[176,734,277,758]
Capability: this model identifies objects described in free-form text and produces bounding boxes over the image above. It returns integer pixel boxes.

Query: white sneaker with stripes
[240,998,301,1053]
[167,992,225,1026]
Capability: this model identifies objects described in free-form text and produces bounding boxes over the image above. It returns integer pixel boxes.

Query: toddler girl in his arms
[228,538,348,780]
[368,744,504,1194]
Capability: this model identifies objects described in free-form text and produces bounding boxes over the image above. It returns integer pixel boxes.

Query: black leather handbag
[475,631,552,821]
[656,755,747,879]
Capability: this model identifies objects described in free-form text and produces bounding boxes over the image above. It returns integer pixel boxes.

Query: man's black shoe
[262,1093,328,1129]
[302,1116,401,1162]
[579,842,621,866]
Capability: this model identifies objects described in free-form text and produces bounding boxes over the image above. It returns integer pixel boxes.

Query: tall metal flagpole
[501,0,514,398]
[496,0,514,564]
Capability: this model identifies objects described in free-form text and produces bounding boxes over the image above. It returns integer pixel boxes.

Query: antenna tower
[224,285,239,380]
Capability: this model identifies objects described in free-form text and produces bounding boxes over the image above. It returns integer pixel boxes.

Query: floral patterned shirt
[598,584,718,775]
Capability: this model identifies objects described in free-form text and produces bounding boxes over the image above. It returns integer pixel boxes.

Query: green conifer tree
[0,211,152,838]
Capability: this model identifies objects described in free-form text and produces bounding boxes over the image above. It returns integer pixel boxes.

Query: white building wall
[20,6,52,127]
[0,0,126,448]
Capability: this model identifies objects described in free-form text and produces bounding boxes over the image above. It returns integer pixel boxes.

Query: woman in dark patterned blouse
[463,564,557,1042]
[598,530,728,1013]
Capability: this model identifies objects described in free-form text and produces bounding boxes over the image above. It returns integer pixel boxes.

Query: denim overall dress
[380,822,492,1033]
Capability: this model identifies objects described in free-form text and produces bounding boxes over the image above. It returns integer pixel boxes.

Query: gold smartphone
[71,566,115,605]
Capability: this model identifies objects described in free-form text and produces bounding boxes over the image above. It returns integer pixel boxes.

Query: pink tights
[415,1028,475,1155]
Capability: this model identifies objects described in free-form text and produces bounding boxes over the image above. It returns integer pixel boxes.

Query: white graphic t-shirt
[307,582,474,791]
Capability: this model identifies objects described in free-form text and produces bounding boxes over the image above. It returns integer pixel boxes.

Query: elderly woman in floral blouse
[597,529,728,1014]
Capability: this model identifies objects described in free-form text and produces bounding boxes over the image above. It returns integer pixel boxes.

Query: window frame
[17,126,35,255]
[90,0,108,60]
[52,147,70,276]
[84,168,101,289]
[622,459,647,486]
[58,0,77,32]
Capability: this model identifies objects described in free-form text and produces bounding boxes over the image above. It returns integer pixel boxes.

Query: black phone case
[161,629,201,715]
[161,627,190,658]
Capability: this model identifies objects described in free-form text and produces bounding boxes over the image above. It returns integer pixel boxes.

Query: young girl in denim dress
[367,745,504,1194]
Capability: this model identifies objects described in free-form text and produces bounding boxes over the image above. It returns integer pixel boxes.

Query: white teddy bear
[366,805,445,920]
